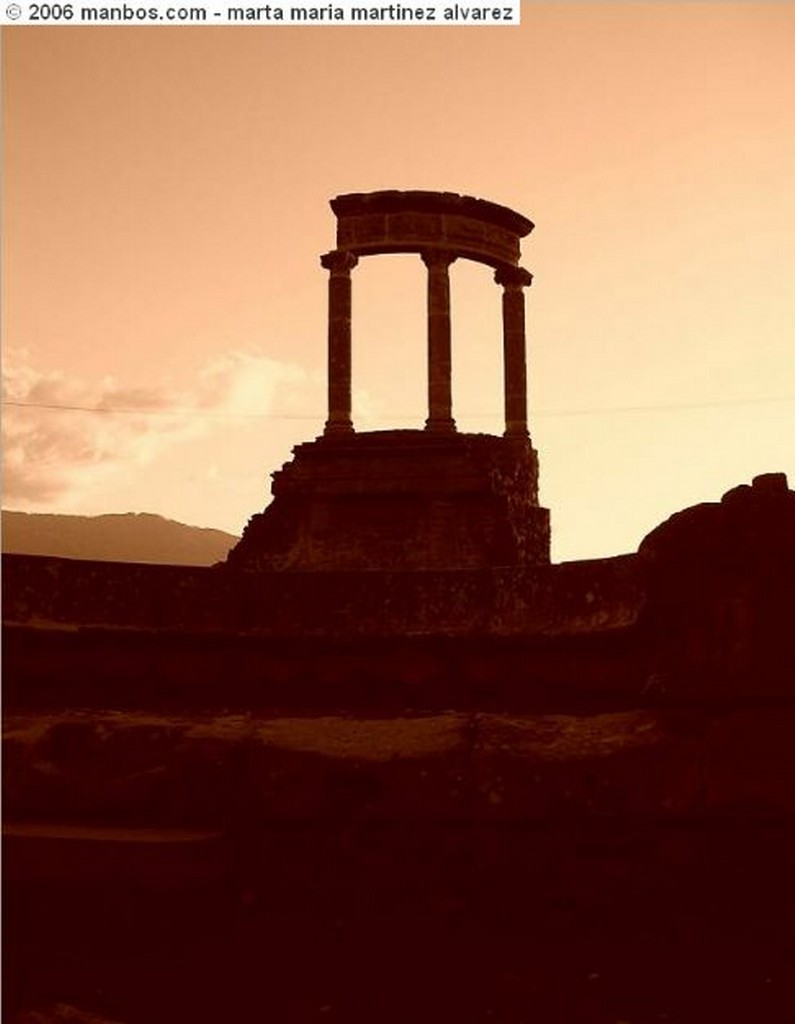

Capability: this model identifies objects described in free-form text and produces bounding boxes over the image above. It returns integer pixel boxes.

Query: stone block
[472,711,703,821]
[3,712,475,828]
[384,211,442,244]
[247,713,472,821]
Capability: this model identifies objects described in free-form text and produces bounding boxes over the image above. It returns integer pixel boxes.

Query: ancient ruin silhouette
[229,191,549,571]
[4,191,795,1024]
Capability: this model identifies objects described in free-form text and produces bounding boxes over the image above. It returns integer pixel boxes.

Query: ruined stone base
[227,430,550,571]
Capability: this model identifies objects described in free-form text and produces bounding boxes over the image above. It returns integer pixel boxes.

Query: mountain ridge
[1,510,239,566]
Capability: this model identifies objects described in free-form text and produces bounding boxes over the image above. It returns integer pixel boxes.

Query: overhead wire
[2,394,794,419]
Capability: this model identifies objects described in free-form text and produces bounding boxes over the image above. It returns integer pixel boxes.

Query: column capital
[320,249,359,275]
[494,264,533,290]
[420,248,458,271]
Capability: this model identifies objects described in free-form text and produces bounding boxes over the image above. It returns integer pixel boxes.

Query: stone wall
[1,547,643,713]
[1,551,639,638]
[3,473,792,716]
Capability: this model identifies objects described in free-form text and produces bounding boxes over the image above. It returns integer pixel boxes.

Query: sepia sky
[3,4,794,561]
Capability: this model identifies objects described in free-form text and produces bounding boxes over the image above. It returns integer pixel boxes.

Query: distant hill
[1,511,239,566]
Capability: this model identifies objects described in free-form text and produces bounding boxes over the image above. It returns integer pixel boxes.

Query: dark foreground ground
[6,821,795,1024]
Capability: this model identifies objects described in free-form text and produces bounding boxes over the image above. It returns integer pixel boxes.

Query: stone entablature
[331,190,533,268]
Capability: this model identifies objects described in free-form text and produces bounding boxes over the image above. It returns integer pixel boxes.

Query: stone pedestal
[228,431,550,572]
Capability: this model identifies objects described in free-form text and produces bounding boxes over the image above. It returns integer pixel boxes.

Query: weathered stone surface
[228,430,550,571]
[472,711,703,820]
[0,552,640,637]
[331,190,532,268]
[2,712,473,826]
[11,707,795,829]
[4,475,793,715]
[640,472,795,695]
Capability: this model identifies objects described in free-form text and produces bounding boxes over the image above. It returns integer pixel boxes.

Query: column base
[424,418,457,434]
[504,424,529,439]
[324,420,355,437]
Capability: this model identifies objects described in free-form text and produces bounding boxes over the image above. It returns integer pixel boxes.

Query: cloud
[1,349,324,507]
[195,350,318,415]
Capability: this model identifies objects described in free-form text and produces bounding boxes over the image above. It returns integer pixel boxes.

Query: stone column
[422,249,457,433]
[495,265,533,438]
[321,250,358,436]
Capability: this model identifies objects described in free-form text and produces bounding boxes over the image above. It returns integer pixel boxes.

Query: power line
[0,401,317,420]
[2,395,794,419]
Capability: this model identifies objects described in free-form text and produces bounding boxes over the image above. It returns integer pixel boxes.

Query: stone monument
[228,190,550,571]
